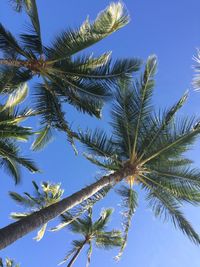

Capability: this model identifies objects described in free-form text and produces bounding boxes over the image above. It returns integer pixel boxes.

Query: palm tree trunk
[0,165,133,250]
[67,241,86,267]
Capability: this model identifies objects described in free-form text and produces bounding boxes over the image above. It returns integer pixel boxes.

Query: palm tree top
[0,0,141,150]
[77,55,200,253]
[60,208,123,266]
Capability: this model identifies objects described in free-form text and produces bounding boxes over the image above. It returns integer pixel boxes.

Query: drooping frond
[142,117,200,165]
[20,0,43,55]
[31,125,53,151]
[0,23,28,58]
[0,67,32,94]
[148,164,200,192]
[0,140,38,183]
[115,185,138,259]
[2,83,28,110]
[46,2,130,60]
[145,186,200,245]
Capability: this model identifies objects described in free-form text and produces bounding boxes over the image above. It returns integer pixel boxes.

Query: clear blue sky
[1,0,200,266]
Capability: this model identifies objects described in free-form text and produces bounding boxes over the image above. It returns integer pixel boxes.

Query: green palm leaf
[46,2,130,60]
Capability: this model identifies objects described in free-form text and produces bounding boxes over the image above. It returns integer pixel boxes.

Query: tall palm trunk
[0,165,133,250]
[67,240,86,267]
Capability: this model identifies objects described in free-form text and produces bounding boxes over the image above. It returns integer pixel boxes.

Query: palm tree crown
[77,55,200,257]
[10,181,64,241]
[60,208,123,267]
[0,83,38,183]
[0,0,141,149]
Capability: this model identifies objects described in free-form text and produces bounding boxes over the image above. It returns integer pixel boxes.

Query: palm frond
[2,83,28,111]
[138,91,188,160]
[83,153,121,171]
[0,67,32,94]
[9,191,35,207]
[77,128,117,159]
[0,158,20,184]
[111,79,137,158]
[33,223,47,241]
[93,208,113,231]
[115,185,137,259]
[146,186,200,244]
[142,117,200,164]
[20,0,43,55]
[0,23,28,58]
[96,230,123,249]
[31,125,53,151]
[46,2,130,60]
[131,55,157,159]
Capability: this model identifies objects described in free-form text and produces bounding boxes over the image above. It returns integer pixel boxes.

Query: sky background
[0,0,200,266]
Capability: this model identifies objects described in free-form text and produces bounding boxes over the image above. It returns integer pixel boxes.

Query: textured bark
[67,240,86,267]
[0,165,133,250]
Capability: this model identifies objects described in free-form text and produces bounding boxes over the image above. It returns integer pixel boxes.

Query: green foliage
[0,84,38,183]
[115,185,137,260]
[1,1,141,150]
[77,56,200,255]
[59,208,123,266]
[10,181,64,240]
[31,125,53,151]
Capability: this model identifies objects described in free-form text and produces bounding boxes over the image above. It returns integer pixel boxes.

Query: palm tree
[1,0,141,149]
[9,181,64,241]
[0,258,20,267]
[1,55,200,250]
[59,208,123,267]
[0,83,38,183]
